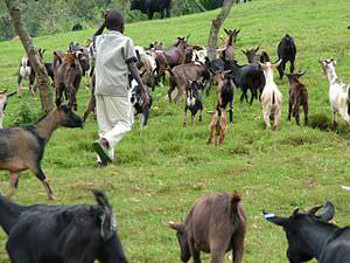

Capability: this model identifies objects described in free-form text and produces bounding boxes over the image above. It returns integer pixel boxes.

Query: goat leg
[33,165,54,200]
[7,173,20,199]
[295,101,300,126]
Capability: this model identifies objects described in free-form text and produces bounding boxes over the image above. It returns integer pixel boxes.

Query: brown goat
[168,191,246,263]
[0,105,83,199]
[168,62,210,102]
[208,108,227,146]
[220,28,240,61]
[286,71,308,126]
[55,53,85,111]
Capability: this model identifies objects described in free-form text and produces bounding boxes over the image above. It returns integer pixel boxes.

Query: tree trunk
[5,0,53,113]
[207,0,235,61]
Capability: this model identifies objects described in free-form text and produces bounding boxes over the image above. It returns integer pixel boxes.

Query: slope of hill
[0,0,349,262]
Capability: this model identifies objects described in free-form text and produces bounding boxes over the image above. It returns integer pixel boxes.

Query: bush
[12,101,43,126]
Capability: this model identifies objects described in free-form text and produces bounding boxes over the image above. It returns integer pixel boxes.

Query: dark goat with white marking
[0,105,83,199]
[168,191,246,263]
[264,201,350,263]
[277,34,297,79]
[183,81,203,127]
[286,71,308,126]
[130,79,152,127]
[0,190,129,263]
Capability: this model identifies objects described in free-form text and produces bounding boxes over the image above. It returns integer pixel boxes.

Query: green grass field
[0,0,349,262]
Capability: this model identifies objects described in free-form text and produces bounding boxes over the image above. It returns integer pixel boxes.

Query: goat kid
[0,90,16,129]
[0,105,83,199]
[264,201,350,263]
[0,190,129,263]
[319,58,350,129]
[130,79,152,127]
[168,191,246,263]
[183,81,203,127]
[208,108,227,146]
[260,61,283,130]
[286,71,308,126]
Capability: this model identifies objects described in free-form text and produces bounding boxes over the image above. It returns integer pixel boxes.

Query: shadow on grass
[309,113,350,136]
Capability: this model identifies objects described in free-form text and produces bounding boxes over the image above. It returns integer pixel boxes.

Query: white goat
[319,59,350,129]
[0,90,16,129]
[18,56,35,97]
[260,60,283,130]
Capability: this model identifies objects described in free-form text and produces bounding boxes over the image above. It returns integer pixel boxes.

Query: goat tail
[272,91,275,105]
[230,191,246,263]
[165,67,174,77]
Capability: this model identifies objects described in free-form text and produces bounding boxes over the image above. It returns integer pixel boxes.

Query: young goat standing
[319,59,350,129]
[286,72,308,126]
[0,90,16,129]
[183,81,203,127]
[0,105,83,199]
[168,191,246,263]
[260,61,283,130]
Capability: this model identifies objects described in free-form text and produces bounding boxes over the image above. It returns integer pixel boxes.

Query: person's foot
[93,138,112,165]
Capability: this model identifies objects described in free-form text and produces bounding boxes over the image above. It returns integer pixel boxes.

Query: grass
[0,0,350,262]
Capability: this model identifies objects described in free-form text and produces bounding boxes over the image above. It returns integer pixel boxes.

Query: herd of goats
[0,24,349,262]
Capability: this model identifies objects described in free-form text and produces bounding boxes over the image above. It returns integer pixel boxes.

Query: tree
[5,0,53,113]
[207,0,235,60]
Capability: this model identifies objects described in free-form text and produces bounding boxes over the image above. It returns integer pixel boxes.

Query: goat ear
[307,205,322,215]
[224,28,230,35]
[292,207,299,217]
[168,221,185,233]
[255,46,260,52]
[241,49,247,55]
[0,89,8,94]
[318,201,335,222]
[298,71,306,77]
[341,186,350,192]
[318,59,324,66]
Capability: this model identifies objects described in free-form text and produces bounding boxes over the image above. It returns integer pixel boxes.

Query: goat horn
[319,201,335,222]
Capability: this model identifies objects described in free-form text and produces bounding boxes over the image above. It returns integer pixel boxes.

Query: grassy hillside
[0,0,349,262]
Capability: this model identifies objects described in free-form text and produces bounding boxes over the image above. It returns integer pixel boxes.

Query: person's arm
[93,23,106,49]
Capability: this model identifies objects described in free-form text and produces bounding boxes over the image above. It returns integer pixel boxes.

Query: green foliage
[11,101,42,126]
[0,0,349,262]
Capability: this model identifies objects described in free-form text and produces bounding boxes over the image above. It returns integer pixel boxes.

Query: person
[92,10,148,167]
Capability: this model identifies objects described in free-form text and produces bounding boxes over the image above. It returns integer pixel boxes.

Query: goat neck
[0,194,25,235]
[263,68,275,84]
[35,110,62,143]
[326,65,339,86]
[296,219,339,258]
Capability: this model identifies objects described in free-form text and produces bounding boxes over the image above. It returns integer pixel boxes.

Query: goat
[277,34,297,79]
[0,190,129,263]
[225,59,266,105]
[183,81,203,127]
[0,105,83,199]
[130,79,152,127]
[0,90,16,129]
[168,191,246,263]
[208,108,227,146]
[55,52,86,111]
[167,62,210,102]
[83,75,96,122]
[17,56,35,97]
[260,61,283,130]
[214,70,235,123]
[220,28,240,61]
[319,58,350,129]
[264,201,350,263]
[286,71,308,126]
[242,46,270,64]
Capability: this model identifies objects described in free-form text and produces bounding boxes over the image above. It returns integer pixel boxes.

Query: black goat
[277,34,297,79]
[183,81,203,127]
[214,70,235,123]
[0,190,129,263]
[225,60,265,105]
[264,201,350,263]
[0,105,83,199]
